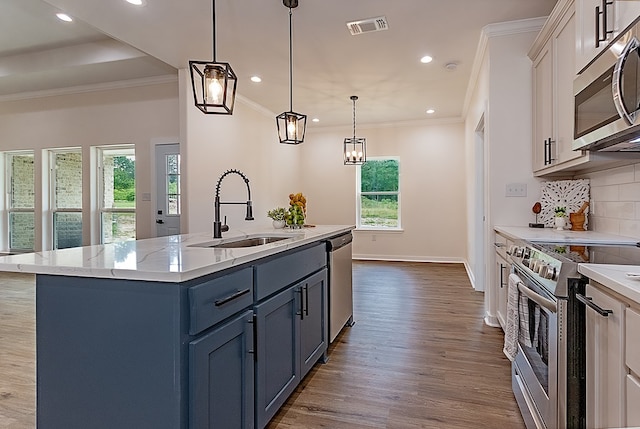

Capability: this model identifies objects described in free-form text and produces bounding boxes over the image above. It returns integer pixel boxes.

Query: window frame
[355,156,402,231]
[96,145,136,244]
[5,151,36,252]
[49,148,83,249]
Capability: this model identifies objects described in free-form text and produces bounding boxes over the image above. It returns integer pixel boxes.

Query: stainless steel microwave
[574,18,640,151]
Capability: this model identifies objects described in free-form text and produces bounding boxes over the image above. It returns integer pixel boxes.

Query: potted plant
[554,206,567,230]
[267,207,287,229]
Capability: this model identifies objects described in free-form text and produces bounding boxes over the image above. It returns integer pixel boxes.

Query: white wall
[464,19,545,323]
[179,69,302,235]
[302,120,467,262]
[0,81,179,249]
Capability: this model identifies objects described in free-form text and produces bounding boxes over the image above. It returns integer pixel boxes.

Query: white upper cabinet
[576,0,640,73]
[616,1,640,37]
[530,0,584,175]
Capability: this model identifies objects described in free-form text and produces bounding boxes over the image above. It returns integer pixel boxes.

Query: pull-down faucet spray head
[213,169,254,238]
[245,201,254,221]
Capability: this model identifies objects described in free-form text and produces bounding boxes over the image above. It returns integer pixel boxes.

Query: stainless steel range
[507,241,640,429]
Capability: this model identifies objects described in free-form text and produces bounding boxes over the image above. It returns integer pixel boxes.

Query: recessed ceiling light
[426,109,435,114]
[56,13,73,22]
[420,55,433,64]
[125,0,146,5]
[312,118,320,123]
[250,76,262,83]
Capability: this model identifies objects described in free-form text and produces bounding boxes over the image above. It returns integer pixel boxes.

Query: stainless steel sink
[189,235,294,249]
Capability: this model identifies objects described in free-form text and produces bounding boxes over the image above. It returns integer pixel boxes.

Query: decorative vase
[272,220,285,229]
[554,216,566,231]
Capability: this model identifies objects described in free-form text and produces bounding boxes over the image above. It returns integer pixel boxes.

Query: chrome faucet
[213,169,254,238]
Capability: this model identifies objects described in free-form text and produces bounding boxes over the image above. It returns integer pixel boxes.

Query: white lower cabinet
[496,253,509,330]
[585,283,626,429]
[493,231,512,331]
[627,307,640,426]
[627,375,640,426]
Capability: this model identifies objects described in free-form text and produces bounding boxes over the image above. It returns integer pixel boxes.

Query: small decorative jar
[272,219,285,229]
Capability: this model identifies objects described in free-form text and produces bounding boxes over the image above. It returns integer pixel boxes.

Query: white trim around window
[355,156,402,231]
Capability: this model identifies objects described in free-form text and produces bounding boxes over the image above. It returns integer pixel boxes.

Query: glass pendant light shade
[277,0,306,144]
[189,0,237,115]
[190,61,237,114]
[277,111,307,144]
[344,95,366,165]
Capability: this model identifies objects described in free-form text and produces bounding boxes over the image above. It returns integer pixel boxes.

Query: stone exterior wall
[54,152,83,249]
[10,155,34,250]
[103,156,115,209]
[55,152,82,208]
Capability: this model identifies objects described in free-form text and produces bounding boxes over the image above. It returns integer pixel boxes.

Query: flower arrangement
[267,207,287,221]
[554,206,567,217]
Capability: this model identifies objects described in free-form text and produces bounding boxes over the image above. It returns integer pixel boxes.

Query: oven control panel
[508,243,563,294]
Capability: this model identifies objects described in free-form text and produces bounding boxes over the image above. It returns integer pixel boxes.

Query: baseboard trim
[484,314,501,328]
[352,254,465,264]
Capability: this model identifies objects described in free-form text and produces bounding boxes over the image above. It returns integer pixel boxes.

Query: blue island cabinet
[254,245,328,429]
[35,242,329,429]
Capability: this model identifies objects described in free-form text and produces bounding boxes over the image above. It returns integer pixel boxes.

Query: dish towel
[503,273,521,361]
[518,290,533,348]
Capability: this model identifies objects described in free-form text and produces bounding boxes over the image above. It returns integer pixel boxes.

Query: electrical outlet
[372,235,377,242]
[506,183,527,197]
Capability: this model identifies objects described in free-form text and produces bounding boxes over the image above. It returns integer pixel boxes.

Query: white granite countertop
[495,226,640,245]
[578,264,640,305]
[0,225,353,283]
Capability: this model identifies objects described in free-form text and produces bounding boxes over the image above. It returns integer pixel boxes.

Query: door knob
[156,219,164,224]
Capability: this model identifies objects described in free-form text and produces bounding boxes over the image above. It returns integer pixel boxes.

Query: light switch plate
[506,183,527,197]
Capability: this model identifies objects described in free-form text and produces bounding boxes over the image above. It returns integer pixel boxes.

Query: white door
[155,143,181,237]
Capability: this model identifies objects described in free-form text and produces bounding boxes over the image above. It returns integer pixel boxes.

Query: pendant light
[344,96,366,165]
[189,0,237,114]
[276,0,307,145]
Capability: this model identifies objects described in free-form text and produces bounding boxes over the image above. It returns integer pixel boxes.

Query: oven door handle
[576,293,613,317]
[518,282,557,313]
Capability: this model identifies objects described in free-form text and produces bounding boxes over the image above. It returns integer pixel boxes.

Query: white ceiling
[1,0,557,127]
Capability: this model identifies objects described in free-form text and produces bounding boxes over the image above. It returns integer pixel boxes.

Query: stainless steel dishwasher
[327,232,354,343]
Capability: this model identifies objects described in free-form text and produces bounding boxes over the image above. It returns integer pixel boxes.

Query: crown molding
[462,16,547,117]
[0,74,177,103]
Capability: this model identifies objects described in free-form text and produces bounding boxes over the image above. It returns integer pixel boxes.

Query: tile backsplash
[582,163,640,239]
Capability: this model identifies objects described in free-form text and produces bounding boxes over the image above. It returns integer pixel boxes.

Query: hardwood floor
[268,261,525,429]
[0,273,35,428]
[0,262,524,428]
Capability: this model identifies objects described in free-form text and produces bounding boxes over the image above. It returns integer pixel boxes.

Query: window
[51,150,83,249]
[356,157,400,229]
[165,153,181,215]
[99,146,136,243]
[6,152,35,251]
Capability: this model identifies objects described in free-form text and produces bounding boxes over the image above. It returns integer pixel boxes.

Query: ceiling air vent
[346,16,389,36]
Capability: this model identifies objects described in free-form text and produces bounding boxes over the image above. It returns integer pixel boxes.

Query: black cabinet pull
[596,0,614,48]
[214,288,250,306]
[297,288,304,320]
[499,263,505,288]
[304,284,309,316]
[596,5,601,48]
[544,138,554,165]
[248,315,257,361]
[544,137,555,165]
[576,293,613,317]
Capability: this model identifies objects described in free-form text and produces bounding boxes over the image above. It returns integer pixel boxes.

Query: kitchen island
[0,225,352,429]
